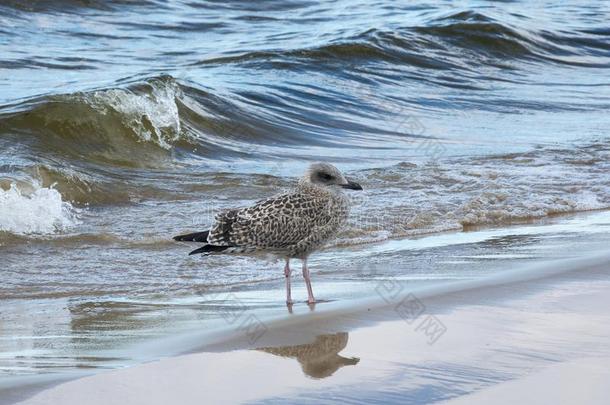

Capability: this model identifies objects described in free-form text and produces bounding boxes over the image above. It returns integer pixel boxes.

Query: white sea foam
[0,184,80,235]
[340,141,610,245]
[89,80,182,149]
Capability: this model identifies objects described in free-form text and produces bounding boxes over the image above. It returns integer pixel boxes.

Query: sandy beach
[7,250,610,405]
[442,357,610,405]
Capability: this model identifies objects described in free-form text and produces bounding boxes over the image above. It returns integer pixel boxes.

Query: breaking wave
[0,76,186,168]
[87,79,182,150]
[0,183,80,235]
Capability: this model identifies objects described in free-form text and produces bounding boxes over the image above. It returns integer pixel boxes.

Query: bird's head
[300,163,363,191]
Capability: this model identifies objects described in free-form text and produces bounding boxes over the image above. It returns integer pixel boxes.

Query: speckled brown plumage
[207,181,349,258]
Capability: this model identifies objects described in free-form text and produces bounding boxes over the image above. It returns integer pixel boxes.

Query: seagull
[173,162,363,305]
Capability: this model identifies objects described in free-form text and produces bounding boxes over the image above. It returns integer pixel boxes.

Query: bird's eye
[320,173,332,181]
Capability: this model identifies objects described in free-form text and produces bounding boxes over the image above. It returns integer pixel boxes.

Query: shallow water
[1,0,609,379]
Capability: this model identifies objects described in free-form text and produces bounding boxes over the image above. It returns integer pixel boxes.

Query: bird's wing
[207,191,333,250]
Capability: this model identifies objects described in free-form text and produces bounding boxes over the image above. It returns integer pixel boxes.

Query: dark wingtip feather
[188,245,229,255]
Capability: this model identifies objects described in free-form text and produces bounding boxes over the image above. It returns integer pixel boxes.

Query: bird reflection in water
[257,332,359,378]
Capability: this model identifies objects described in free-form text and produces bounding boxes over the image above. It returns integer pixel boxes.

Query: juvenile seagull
[173,163,362,305]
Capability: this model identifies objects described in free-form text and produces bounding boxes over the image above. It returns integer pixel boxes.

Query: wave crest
[0,77,185,167]
[87,78,182,150]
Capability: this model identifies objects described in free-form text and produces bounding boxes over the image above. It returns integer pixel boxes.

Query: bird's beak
[341,179,363,190]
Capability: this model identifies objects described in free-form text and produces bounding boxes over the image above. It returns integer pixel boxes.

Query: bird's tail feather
[173,231,209,242]
[188,245,230,255]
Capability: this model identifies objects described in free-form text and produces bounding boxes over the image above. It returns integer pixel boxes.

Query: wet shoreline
[2,209,610,382]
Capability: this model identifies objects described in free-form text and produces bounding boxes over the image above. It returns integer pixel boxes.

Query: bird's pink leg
[284,259,293,306]
[302,259,316,304]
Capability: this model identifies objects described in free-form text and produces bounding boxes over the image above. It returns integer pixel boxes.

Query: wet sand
[9,251,610,404]
[441,357,610,405]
